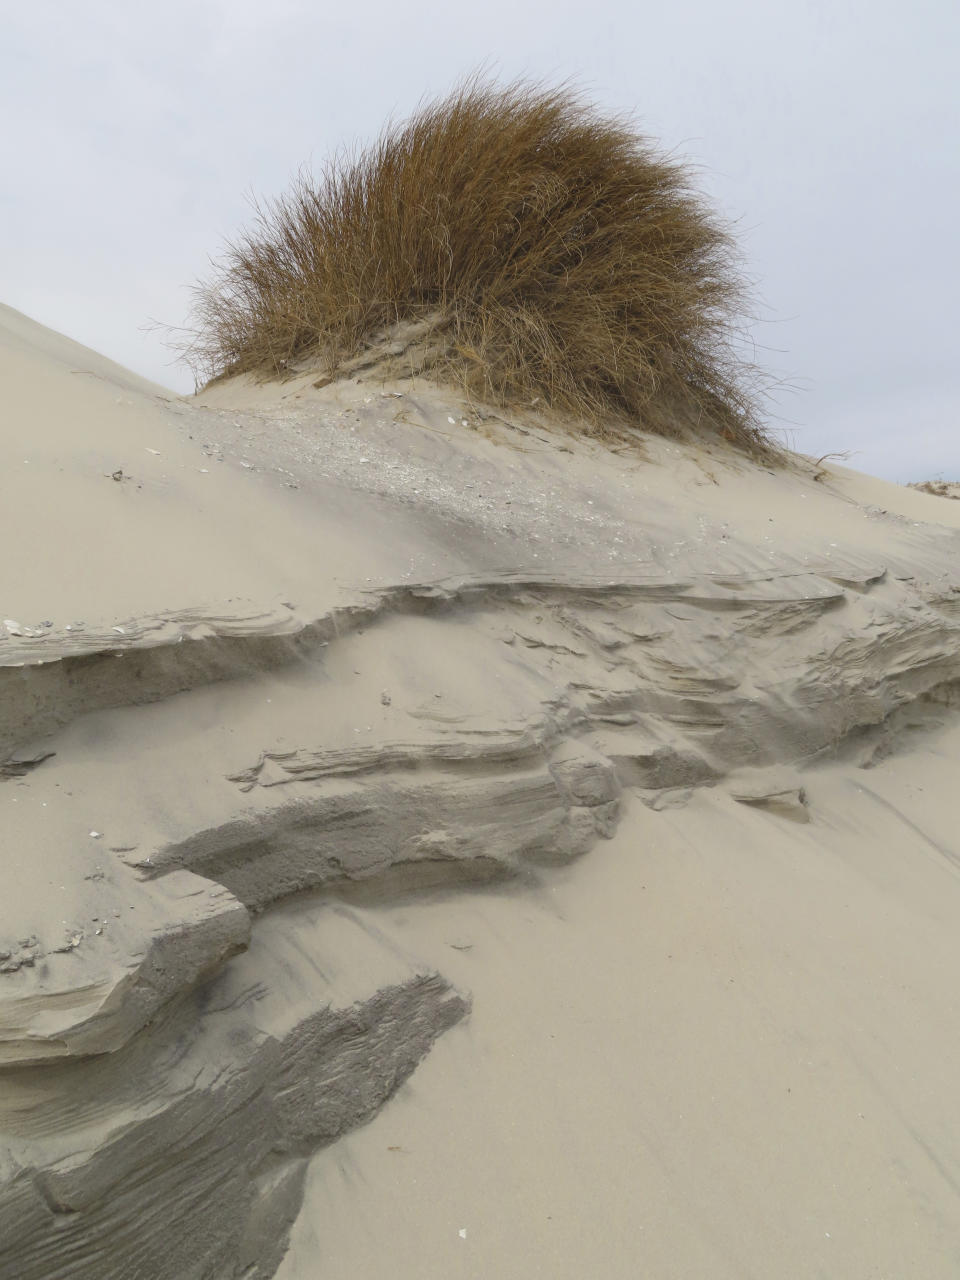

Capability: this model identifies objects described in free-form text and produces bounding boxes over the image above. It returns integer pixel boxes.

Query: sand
[2,302,960,1277]
[275,736,960,1280]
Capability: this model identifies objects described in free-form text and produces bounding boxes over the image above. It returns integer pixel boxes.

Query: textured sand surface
[3,303,960,1277]
[276,733,960,1280]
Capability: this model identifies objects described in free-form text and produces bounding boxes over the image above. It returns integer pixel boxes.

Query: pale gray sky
[2,0,956,479]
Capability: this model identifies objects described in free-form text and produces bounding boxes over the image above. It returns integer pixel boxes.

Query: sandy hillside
[2,303,960,1279]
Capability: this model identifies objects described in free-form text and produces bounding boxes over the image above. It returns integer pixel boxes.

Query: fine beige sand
[277,733,960,1280]
[3,302,960,1278]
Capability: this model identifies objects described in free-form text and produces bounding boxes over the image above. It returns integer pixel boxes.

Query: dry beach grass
[184,79,768,450]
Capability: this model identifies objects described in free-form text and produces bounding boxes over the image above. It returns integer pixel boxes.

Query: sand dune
[2,304,960,1277]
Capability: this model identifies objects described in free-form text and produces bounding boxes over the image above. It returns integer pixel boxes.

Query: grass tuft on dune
[183,78,769,450]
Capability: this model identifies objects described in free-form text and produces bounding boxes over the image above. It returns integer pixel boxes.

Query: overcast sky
[2,0,956,480]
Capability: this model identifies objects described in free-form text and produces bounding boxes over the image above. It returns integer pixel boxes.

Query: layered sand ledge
[3,303,960,1277]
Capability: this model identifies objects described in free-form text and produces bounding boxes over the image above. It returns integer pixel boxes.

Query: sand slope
[275,730,960,1280]
[2,305,960,1277]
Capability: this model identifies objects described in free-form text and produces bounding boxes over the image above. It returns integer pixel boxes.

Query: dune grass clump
[185,79,767,449]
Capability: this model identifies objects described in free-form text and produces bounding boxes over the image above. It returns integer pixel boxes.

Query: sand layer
[2,304,960,1277]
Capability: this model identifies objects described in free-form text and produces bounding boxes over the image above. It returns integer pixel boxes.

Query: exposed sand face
[279,738,960,1280]
[3,303,960,1277]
